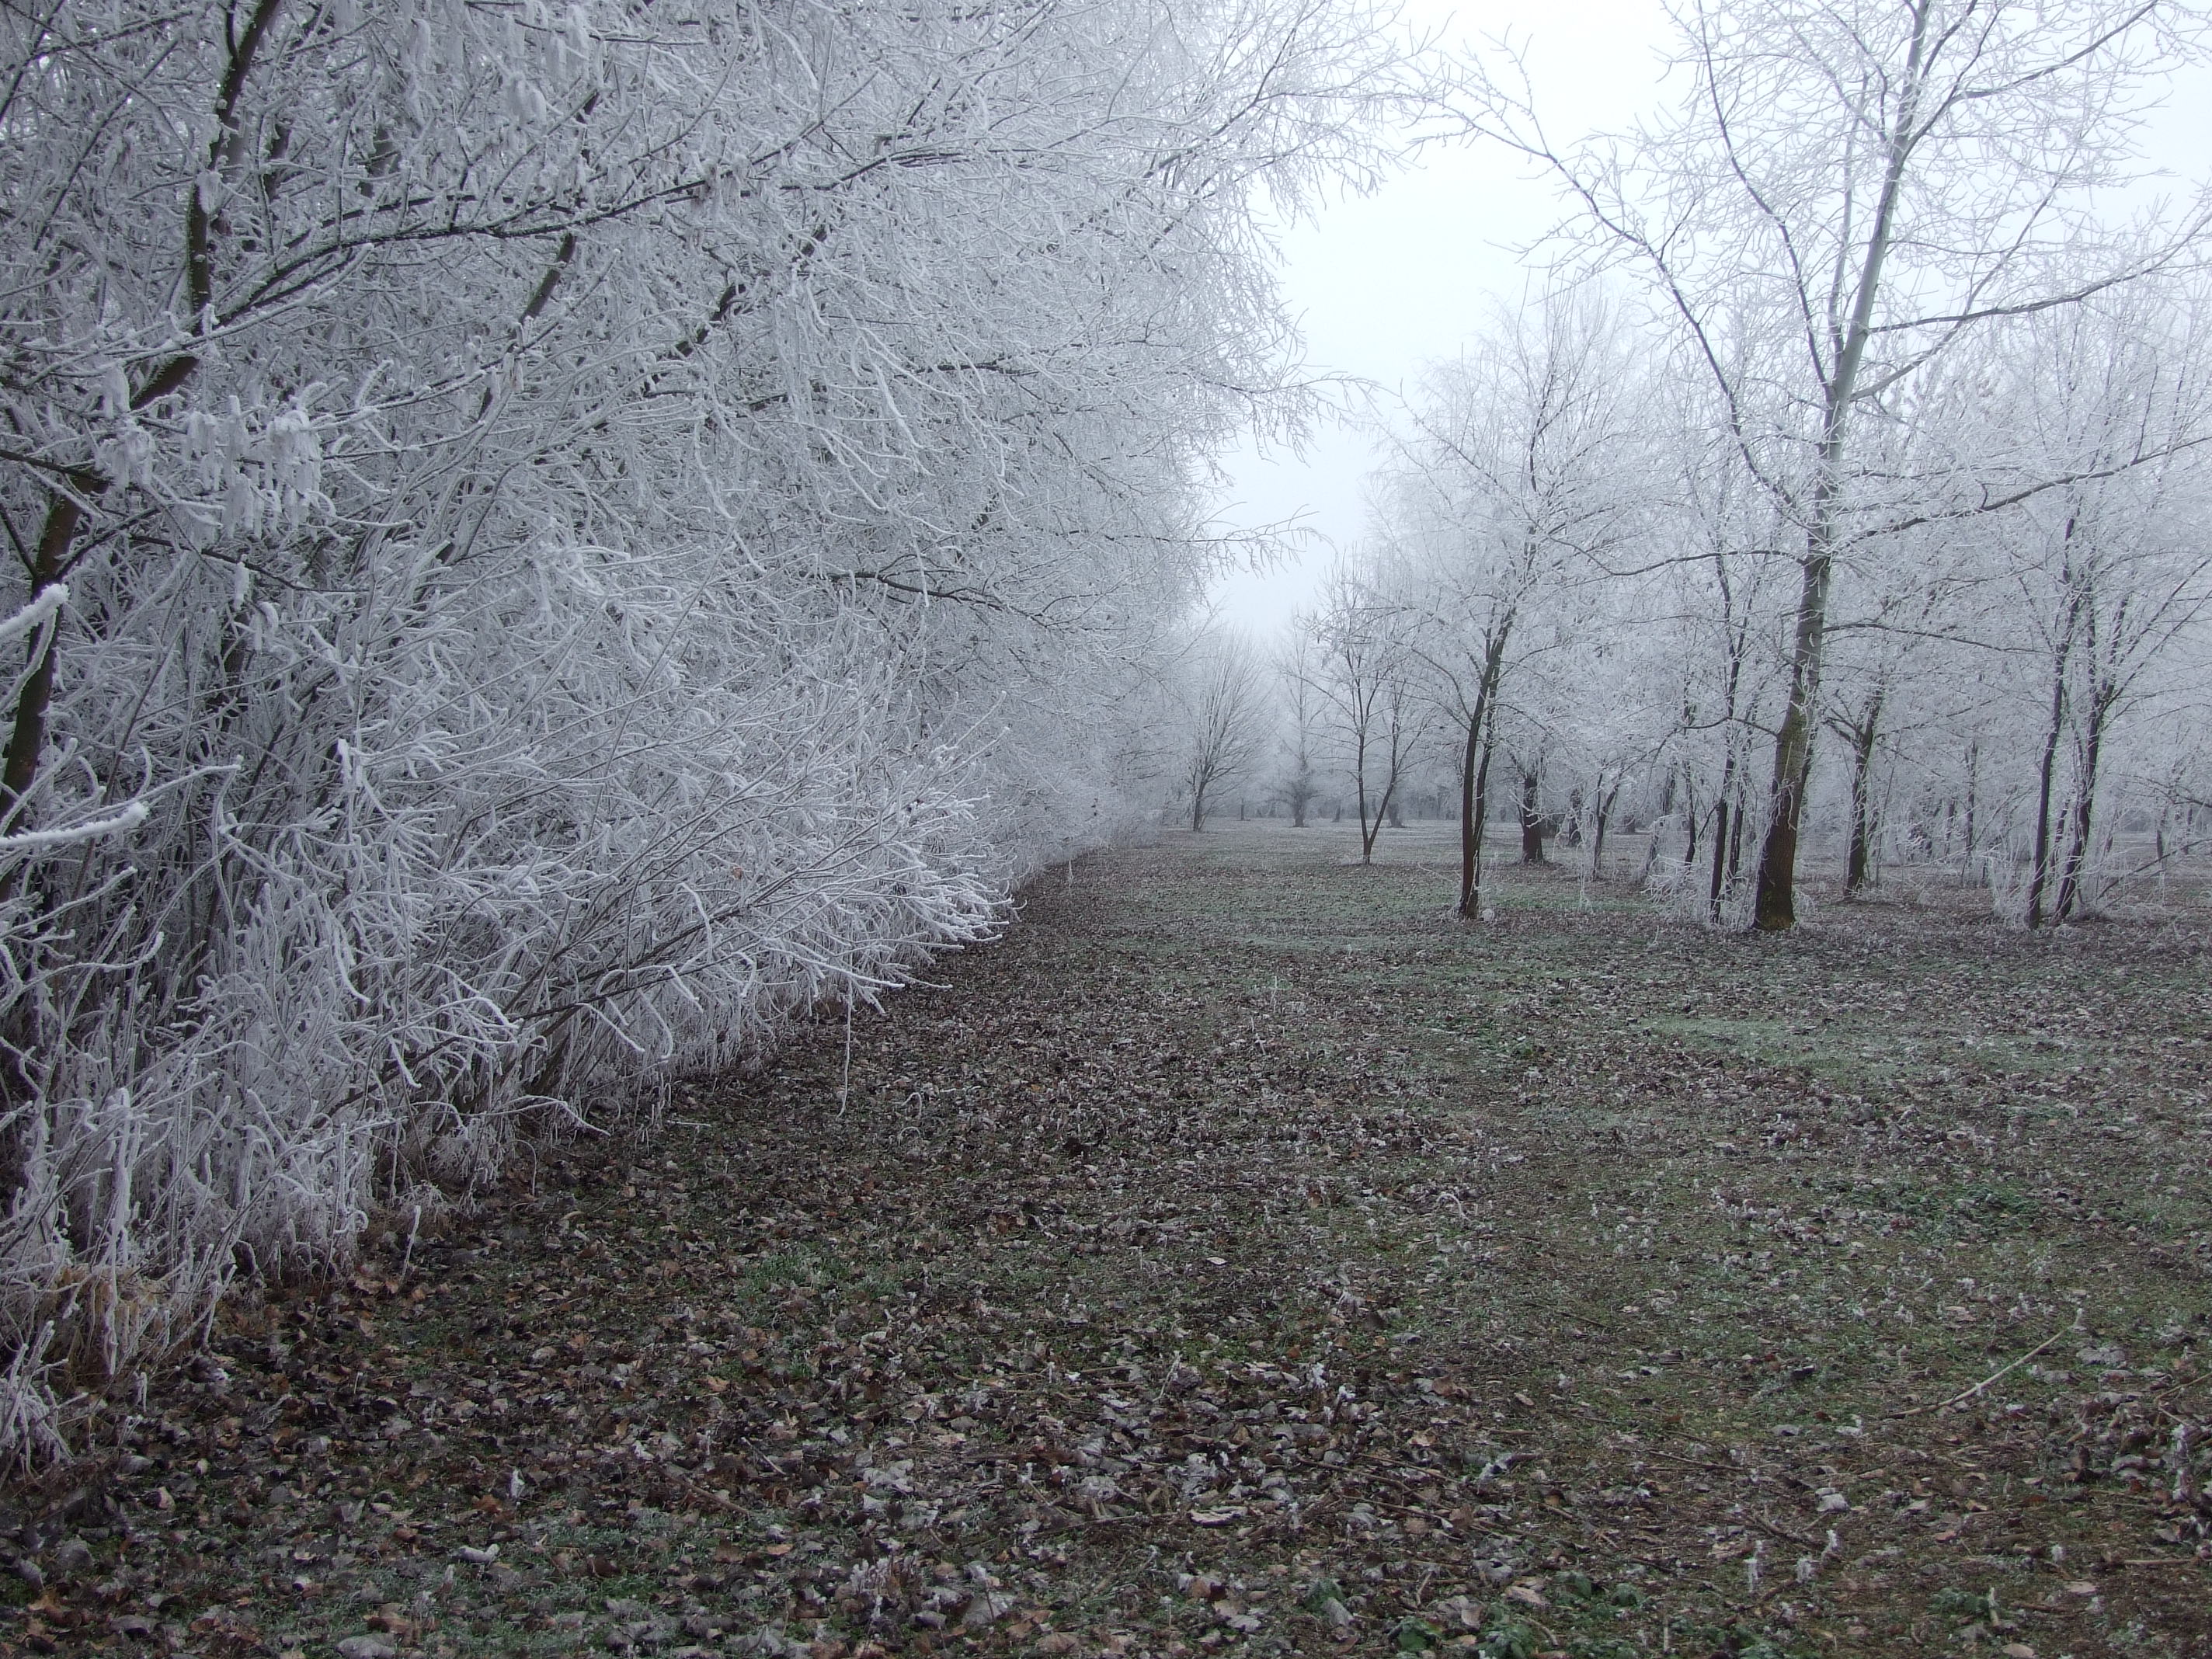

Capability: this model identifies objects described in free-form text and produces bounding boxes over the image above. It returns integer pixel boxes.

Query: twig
[1746,1511,1821,1549]
[2111,1556,2205,1569]
[1884,1330,2065,1419]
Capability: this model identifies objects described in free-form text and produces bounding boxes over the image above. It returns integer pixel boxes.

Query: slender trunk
[1354,723,1375,864]
[1961,740,1980,885]
[1749,13,1925,930]
[2054,693,2109,923]
[1844,690,1884,895]
[1472,733,1497,905]
[1682,770,1700,867]
[1706,799,1729,924]
[1459,715,1480,914]
[1704,743,1737,923]
[1362,781,1394,861]
[2026,593,2080,930]
[1589,781,1619,878]
[0,498,84,834]
[1458,641,1505,918]
[2025,694,2064,929]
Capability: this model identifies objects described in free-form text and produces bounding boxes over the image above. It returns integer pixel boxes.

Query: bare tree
[1984,297,2212,924]
[1309,568,1427,862]
[1380,293,1650,916]
[1179,632,1274,832]
[1272,632,1326,828]
[1471,0,2207,929]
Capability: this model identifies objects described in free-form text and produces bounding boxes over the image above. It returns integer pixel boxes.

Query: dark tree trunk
[2054,693,2109,923]
[1706,746,1740,924]
[1588,781,1620,878]
[2026,648,2071,930]
[1844,689,1884,895]
[1457,645,1504,919]
[1751,550,1831,930]
[1707,798,1730,924]
[1961,740,1980,885]
[1518,765,1545,864]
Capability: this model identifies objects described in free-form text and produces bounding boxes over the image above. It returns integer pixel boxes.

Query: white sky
[1203,0,2212,639]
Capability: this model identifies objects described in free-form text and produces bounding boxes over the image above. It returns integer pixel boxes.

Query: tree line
[1170,0,2212,935]
[0,0,1431,1461]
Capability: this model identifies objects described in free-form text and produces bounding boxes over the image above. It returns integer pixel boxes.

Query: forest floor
[7,824,2211,1659]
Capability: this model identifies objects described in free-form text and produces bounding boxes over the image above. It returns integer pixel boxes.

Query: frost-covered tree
[1472,0,2208,929]
[1271,631,1326,828]
[1378,294,1650,916]
[0,0,1433,1459]
[1307,565,1425,861]
[1175,631,1274,830]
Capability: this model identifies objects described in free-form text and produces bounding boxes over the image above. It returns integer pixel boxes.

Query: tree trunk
[1707,797,1730,924]
[1844,689,1884,895]
[1518,764,1545,864]
[1961,740,1980,886]
[1589,780,1620,879]
[1746,16,1925,930]
[1459,717,1480,915]
[1751,547,1831,929]
[2054,691,2109,923]
[0,498,83,836]
[1704,743,1739,923]
[2026,593,2079,930]
[1354,727,1376,864]
[1457,643,1504,919]
[1362,780,1395,862]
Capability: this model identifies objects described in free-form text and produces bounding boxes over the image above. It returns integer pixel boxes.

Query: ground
[5,823,2210,1659]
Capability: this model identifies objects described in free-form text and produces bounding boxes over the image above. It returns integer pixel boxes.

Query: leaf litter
[2,826,2207,1657]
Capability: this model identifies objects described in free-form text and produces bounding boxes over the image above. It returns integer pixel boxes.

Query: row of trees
[0,0,1429,1460]
[1176,0,2212,934]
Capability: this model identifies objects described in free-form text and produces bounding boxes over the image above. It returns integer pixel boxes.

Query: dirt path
[8,826,2209,1658]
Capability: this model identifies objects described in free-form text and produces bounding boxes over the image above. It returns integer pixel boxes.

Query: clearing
[7,824,2210,1659]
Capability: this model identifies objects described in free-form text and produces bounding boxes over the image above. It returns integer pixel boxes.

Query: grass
[2,820,2206,1659]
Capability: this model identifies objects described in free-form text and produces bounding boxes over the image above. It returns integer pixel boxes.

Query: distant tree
[1381,293,1650,916]
[1179,633,1273,832]
[1272,632,1326,828]
[1309,568,1427,863]
[1984,297,2212,925]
